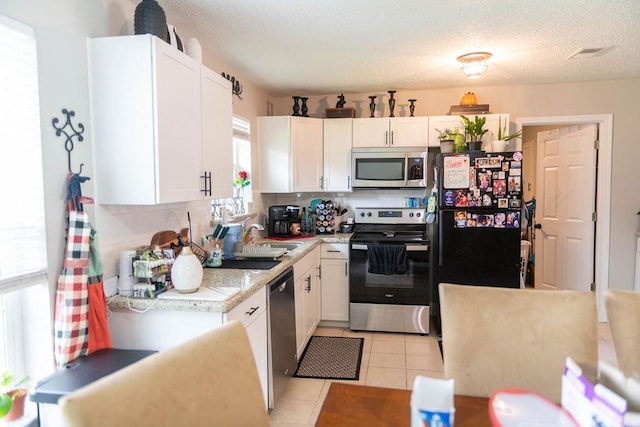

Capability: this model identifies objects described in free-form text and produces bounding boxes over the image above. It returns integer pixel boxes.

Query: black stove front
[349,208,431,334]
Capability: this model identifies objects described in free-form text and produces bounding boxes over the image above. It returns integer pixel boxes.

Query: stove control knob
[367,212,372,217]
[409,212,414,217]
[416,212,421,217]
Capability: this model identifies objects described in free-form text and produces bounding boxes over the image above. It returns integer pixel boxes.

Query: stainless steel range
[349,207,431,334]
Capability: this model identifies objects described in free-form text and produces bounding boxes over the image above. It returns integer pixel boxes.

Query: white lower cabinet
[320,243,350,321]
[225,287,268,408]
[108,287,269,409]
[294,247,321,359]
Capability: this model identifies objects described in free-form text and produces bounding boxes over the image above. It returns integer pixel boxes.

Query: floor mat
[294,336,364,380]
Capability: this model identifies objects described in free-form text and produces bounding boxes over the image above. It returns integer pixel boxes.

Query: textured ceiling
[155,0,640,96]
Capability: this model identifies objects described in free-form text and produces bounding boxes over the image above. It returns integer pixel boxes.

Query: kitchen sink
[211,259,281,270]
[267,242,302,251]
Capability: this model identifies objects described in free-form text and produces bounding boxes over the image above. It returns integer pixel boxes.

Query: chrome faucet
[242,223,264,245]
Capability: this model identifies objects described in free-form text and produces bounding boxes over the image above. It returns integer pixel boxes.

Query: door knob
[534,224,542,229]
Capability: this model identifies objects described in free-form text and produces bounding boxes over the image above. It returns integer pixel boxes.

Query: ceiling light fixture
[457,52,492,79]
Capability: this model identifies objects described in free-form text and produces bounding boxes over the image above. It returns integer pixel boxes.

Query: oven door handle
[351,244,429,252]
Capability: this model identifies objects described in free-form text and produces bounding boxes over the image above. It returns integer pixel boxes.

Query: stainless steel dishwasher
[267,267,297,410]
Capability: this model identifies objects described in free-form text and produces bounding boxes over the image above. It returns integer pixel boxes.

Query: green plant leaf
[0,394,12,418]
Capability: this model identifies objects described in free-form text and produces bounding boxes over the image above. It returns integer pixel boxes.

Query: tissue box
[561,357,628,426]
[411,376,455,427]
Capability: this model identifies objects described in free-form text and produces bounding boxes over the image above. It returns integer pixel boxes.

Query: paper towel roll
[118,250,137,296]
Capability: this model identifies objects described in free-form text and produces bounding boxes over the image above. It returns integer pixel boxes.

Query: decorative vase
[452,133,466,153]
[492,140,507,152]
[185,38,202,62]
[368,95,377,118]
[292,96,301,116]
[134,0,168,42]
[300,97,309,117]
[440,140,454,153]
[167,25,183,52]
[408,99,417,117]
[171,246,202,293]
[388,90,396,117]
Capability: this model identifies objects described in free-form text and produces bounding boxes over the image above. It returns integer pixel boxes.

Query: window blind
[0,14,48,293]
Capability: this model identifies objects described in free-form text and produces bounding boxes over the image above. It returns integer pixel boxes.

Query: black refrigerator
[431,151,523,334]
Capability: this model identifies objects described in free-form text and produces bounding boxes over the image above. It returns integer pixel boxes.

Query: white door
[535,124,597,291]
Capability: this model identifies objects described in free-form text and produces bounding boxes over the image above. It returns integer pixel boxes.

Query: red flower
[238,171,248,180]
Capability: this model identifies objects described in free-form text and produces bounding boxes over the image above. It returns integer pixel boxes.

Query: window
[232,115,252,202]
[0,13,52,406]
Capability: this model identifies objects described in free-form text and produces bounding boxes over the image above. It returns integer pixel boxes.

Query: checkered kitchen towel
[54,209,91,367]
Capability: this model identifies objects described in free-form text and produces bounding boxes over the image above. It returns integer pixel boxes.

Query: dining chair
[59,320,269,427]
[439,283,598,403]
[604,288,640,377]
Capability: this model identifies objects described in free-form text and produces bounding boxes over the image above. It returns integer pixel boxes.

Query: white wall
[271,80,640,292]
[0,0,270,298]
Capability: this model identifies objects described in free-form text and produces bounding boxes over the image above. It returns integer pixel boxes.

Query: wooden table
[316,382,491,427]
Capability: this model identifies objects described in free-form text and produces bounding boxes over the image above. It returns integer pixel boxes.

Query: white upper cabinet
[201,67,233,199]
[88,35,232,204]
[323,119,352,192]
[428,113,509,148]
[353,117,429,148]
[258,116,323,193]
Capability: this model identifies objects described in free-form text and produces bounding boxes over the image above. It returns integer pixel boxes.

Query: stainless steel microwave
[351,147,429,188]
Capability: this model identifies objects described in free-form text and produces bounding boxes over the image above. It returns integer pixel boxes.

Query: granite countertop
[107,234,352,314]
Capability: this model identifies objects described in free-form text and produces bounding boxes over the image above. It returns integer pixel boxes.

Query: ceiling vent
[568,47,611,59]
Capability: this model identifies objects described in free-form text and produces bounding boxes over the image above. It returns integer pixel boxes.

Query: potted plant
[492,116,522,152]
[435,128,454,153]
[0,371,30,421]
[460,115,488,151]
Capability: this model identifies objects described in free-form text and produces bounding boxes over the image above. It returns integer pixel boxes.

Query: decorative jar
[171,246,202,293]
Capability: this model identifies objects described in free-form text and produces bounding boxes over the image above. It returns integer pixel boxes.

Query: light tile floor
[269,323,618,427]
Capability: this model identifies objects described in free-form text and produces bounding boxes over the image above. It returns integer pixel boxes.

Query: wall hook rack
[52,108,85,173]
[222,72,243,100]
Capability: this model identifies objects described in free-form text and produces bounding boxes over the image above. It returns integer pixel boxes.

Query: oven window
[349,245,430,305]
[355,158,404,180]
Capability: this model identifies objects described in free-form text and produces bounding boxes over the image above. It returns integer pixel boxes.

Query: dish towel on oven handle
[367,244,408,275]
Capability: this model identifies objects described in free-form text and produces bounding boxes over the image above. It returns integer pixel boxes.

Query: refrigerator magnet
[495,213,506,228]
[508,177,521,192]
[493,180,507,196]
[454,190,469,206]
[512,152,523,161]
[498,198,508,208]
[506,212,521,228]
[479,172,492,190]
[509,199,521,208]
[466,217,478,227]
[444,190,455,206]
[478,214,494,227]
[482,194,492,206]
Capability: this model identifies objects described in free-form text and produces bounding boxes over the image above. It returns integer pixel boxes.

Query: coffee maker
[268,205,302,237]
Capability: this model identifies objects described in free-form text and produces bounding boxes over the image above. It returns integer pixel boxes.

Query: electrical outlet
[103,277,119,297]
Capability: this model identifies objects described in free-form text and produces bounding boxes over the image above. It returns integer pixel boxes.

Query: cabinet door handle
[200,171,212,196]
[385,130,389,146]
[317,265,321,279]
[305,275,311,292]
[390,130,394,145]
[344,261,348,276]
[246,306,259,316]
[327,250,340,252]
[320,176,324,189]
